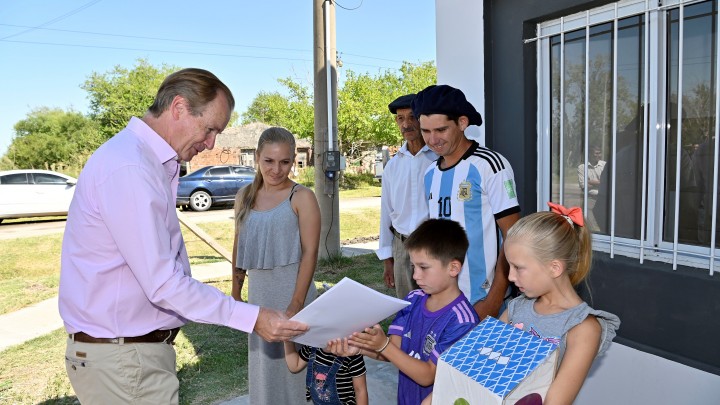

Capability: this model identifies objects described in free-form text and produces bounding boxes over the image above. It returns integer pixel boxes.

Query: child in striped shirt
[284,342,367,405]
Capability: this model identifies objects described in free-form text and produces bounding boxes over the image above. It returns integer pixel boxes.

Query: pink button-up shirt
[59,117,258,337]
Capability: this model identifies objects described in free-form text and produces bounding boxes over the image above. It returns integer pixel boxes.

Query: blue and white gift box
[432,316,559,404]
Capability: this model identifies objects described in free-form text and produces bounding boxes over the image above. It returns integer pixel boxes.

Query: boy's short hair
[404,219,469,265]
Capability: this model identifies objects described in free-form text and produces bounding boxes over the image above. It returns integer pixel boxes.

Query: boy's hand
[349,324,387,352]
[326,338,360,357]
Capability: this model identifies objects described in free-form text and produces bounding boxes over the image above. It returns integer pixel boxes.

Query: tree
[82,58,177,140]
[7,107,100,169]
[242,78,315,139]
[241,61,436,159]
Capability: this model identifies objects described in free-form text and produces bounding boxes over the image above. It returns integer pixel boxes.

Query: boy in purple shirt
[329,219,479,404]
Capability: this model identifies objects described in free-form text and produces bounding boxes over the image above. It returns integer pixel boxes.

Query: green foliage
[295,166,315,187]
[339,171,376,190]
[242,61,436,159]
[6,107,100,170]
[242,78,315,140]
[82,58,177,140]
[338,61,437,159]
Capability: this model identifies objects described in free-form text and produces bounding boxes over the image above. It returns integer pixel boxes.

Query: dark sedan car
[177,165,256,211]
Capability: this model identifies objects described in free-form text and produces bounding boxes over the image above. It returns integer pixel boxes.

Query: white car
[0,169,77,224]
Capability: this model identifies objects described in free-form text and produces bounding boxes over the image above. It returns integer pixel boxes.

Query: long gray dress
[236,184,317,404]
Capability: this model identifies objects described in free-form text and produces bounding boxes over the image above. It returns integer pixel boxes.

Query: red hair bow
[547,201,584,227]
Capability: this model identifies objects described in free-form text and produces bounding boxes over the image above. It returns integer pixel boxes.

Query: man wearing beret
[376,93,438,298]
[412,84,521,319]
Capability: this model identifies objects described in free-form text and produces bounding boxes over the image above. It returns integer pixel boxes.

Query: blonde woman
[232,127,320,404]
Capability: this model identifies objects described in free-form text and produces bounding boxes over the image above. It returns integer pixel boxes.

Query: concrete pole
[313,0,340,258]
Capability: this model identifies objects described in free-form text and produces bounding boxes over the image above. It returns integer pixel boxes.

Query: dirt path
[0,197,380,240]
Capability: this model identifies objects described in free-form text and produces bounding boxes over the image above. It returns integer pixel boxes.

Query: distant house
[187,122,313,173]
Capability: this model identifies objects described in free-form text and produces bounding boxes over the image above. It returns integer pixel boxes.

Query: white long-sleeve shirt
[376,143,438,260]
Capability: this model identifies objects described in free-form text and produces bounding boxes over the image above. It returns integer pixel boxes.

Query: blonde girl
[500,202,620,405]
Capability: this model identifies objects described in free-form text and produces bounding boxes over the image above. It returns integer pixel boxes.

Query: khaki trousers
[65,337,178,404]
[392,233,419,298]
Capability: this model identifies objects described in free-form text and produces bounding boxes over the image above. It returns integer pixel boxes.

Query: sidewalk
[0,241,398,404]
[0,260,231,352]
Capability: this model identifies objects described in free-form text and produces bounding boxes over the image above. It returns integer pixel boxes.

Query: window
[232,166,254,175]
[0,173,29,184]
[206,167,231,177]
[32,173,68,184]
[536,0,720,273]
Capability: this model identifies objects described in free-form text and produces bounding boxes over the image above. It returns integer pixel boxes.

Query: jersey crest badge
[423,332,437,356]
[457,181,472,201]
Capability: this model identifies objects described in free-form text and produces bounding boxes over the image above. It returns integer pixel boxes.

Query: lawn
[0,254,389,404]
[0,185,385,402]
[0,189,380,315]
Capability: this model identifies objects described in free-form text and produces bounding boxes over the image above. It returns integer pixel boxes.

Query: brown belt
[69,328,180,345]
[390,225,408,242]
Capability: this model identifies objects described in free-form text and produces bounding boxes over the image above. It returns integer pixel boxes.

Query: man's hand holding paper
[290,277,410,348]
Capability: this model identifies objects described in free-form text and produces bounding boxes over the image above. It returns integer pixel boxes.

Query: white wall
[577,344,720,404]
[434,1,720,403]
[435,0,485,144]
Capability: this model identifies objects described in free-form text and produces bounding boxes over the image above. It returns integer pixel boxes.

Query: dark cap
[411,85,483,126]
[388,94,416,114]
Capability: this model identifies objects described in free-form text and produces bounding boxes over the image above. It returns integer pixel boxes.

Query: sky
[0,0,436,156]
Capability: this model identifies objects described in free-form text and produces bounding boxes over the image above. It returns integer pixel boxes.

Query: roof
[0,169,76,179]
[215,122,312,149]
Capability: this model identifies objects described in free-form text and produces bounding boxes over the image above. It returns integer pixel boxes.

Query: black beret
[411,85,483,126]
[388,94,416,114]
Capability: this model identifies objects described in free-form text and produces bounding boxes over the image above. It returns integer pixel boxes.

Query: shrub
[295,166,315,187]
[340,171,376,190]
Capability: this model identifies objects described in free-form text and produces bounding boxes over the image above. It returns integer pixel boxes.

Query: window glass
[0,173,29,184]
[558,28,586,209]
[665,1,717,246]
[232,166,254,175]
[32,173,68,184]
[541,0,720,269]
[206,167,231,177]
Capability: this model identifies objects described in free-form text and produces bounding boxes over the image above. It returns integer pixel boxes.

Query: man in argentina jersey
[412,84,521,319]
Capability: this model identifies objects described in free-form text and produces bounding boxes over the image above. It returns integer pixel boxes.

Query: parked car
[177,165,256,211]
[0,169,77,224]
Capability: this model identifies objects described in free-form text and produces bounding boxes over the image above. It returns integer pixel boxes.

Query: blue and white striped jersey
[424,140,520,303]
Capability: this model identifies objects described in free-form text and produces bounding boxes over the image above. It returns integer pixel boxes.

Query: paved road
[0,197,380,240]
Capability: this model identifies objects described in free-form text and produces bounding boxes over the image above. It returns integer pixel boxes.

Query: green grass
[339,208,381,241]
[1,216,67,224]
[339,185,381,198]
[0,201,380,315]
[0,234,64,314]
[0,254,388,404]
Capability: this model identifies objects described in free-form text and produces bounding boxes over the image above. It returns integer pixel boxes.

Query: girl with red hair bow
[499,202,620,405]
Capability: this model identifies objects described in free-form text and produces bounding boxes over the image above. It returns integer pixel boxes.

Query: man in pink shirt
[59,68,308,404]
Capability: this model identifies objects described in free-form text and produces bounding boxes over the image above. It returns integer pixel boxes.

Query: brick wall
[188,147,240,172]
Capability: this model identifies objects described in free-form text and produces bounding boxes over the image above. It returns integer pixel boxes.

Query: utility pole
[313,0,340,259]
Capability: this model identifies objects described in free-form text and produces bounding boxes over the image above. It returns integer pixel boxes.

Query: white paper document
[290,277,410,348]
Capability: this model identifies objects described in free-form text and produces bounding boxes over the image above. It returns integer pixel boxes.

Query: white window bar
[640,0,651,264]
[611,4,621,258]
[583,11,591,211]
[711,0,720,275]
[671,4,686,270]
[560,18,566,205]
[538,36,551,210]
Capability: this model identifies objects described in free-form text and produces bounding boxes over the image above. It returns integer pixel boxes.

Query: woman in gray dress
[232,127,320,404]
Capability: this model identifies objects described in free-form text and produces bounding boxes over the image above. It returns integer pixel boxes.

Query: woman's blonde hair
[234,127,296,225]
[506,211,592,286]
